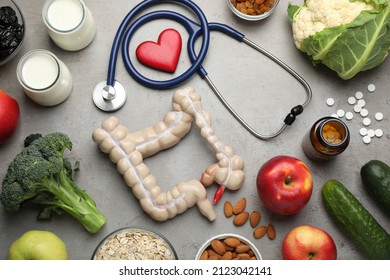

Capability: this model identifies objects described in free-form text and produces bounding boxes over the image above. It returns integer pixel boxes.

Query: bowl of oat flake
[92,227,178,260]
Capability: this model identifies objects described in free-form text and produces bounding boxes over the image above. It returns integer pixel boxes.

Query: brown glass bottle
[302,117,350,161]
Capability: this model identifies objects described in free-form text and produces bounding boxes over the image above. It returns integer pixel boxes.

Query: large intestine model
[92,86,245,222]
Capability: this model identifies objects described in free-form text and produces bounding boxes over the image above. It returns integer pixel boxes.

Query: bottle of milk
[16,49,73,106]
[42,0,96,51]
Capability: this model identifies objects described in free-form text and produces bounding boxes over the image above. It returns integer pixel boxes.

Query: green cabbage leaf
[288,0,390,79]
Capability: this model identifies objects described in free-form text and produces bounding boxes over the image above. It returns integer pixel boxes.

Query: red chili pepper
[213,185,225,204]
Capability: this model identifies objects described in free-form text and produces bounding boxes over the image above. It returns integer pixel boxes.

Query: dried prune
[1,25,20,48]
[0,6,18,25]
[0,6,24,62]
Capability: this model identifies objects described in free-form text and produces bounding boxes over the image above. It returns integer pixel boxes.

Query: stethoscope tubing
[107,0,210,89]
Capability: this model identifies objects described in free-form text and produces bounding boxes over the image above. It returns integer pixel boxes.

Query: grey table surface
[0,0,389,260]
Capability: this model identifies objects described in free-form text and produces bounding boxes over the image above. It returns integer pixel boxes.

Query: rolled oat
[93,229,176,260]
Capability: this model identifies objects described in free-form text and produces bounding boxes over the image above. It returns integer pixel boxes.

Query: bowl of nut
[196,233,262,260]
[92,227,178,260]
[0,0,25,66]
[226,0,280,21]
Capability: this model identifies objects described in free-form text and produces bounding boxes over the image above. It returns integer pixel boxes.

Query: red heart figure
[136,28,182,73]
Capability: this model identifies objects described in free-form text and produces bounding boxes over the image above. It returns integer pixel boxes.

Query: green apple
[7,230,68,260]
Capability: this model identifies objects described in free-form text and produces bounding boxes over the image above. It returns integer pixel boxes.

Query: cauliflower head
[291,0,376,48]
[288,0,390,79]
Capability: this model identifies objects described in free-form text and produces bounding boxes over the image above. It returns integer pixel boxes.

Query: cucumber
[361,160,390,215]
[322,179,390,260]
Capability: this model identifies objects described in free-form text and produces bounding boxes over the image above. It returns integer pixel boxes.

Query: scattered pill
[360,108,369,117]
[337,109,345,118]
[357,99,366,107]
[367,129,376,138]
[375,112,383,121]
[326,98,335,106]
[355,91,364,99]
[354,105,362,113]
[363,117,371,126]
[367,84,376,92]
[359,127,368,136]
[345,112,353,120]
[325,85,384,146]
[363,135,371,144]
[375,129,383,138]
[348,96,356,105]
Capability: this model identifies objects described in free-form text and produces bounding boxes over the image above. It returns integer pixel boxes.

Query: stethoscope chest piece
[93,80,127,112]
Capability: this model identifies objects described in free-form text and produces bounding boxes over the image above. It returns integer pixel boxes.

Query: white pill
[354,105,362,113]
[367,84,376,92]
[355,91,364,99]
[375,112,384,121]
[345,111,354,120]
[337,109,345,118]
[360,108,369,117]
[357,99,366,107]
[326,98,335,106]
[331,113,339,118]
[348,96,356,105]
[375,129,383,138]
[363,135,371,144]
[359,127,368,136]
[367,129,375,137]
[363,117,371,126]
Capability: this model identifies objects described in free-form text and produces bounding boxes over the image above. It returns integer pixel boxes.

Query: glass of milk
[42,0,96,51]
[16,49,73,106]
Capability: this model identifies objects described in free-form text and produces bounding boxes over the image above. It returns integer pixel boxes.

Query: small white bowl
[226,0,280,21]
[196,233,262,260]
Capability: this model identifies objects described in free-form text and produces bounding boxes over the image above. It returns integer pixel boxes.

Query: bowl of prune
[0,0,25,66]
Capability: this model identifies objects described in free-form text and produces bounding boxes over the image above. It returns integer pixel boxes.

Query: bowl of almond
[196,233,262,260]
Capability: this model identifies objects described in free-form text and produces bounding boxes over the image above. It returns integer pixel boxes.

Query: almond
[235,244,250,253]
[223,237,241,248]
[210,239,226,256]
[233,197,246,215]
[224,200,234,218]
[207,248,219,257]
[221,251,233,260]
[200,250,208,260]
[233,211,249,226]
[224,244,235,251]
[249,211,261,228]
[267,223,276,240]
[237,253,251,260]
[253,226,268,239]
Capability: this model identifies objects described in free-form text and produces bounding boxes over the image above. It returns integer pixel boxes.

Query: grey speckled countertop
[0,0,389,260]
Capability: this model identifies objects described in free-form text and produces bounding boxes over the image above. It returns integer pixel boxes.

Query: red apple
[282,225,337,260]
[0,89,20,144]
[256,155,313,215]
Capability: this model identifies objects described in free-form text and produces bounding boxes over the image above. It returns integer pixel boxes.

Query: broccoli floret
[0,132,106,234]
[23,133,42,147]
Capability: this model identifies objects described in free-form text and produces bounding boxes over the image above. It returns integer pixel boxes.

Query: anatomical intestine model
[92,86,245,221]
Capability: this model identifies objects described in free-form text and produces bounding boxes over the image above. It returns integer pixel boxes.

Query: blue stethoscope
[93,0,312,140]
